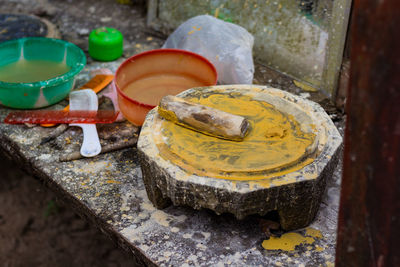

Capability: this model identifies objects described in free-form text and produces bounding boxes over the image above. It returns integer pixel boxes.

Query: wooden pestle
[158,95,250,141]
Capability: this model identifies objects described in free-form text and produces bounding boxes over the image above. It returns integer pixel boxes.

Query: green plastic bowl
[0,37,86,109]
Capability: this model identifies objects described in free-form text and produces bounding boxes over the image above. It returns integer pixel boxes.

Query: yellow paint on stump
[156,92,317,182]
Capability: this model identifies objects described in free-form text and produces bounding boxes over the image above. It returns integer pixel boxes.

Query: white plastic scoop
[69,89,101,157]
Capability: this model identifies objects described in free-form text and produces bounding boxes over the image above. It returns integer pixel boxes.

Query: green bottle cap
[89,27,123,61]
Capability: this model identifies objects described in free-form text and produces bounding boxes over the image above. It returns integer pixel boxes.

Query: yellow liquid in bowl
[0,59,71,83]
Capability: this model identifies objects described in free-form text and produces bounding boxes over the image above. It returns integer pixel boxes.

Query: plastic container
[114,49,217,126]
[0,37,86,109]
[89,27,123,61]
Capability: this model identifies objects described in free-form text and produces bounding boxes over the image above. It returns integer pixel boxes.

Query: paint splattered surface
[0,76,342,266]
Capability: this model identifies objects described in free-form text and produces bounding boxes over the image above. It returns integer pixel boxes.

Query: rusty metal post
[336,0,400,266]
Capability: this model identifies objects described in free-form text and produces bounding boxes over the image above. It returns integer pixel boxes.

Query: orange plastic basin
[114,49,217,126]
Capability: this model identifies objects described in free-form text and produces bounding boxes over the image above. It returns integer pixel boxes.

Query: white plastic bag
[162,15,254,84]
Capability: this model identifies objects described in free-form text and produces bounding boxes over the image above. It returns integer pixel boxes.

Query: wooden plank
[336,0,400,266]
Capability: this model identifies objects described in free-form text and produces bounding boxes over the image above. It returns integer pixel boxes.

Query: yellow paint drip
[188,26,202,35]
[106,180,121,184]
[155,92,317,181]
[262,227,323,252]
[262,232,315,251]
[305,227,323,239]
[293,80,318,92]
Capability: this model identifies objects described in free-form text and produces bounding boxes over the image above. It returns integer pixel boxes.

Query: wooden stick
[158,95,250,141]
[59,137,137,162]
[40,124,68,145]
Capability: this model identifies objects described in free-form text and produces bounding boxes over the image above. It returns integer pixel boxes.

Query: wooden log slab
[158,95,250,141]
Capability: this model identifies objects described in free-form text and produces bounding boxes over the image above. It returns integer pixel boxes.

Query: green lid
[89,27,123,61]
